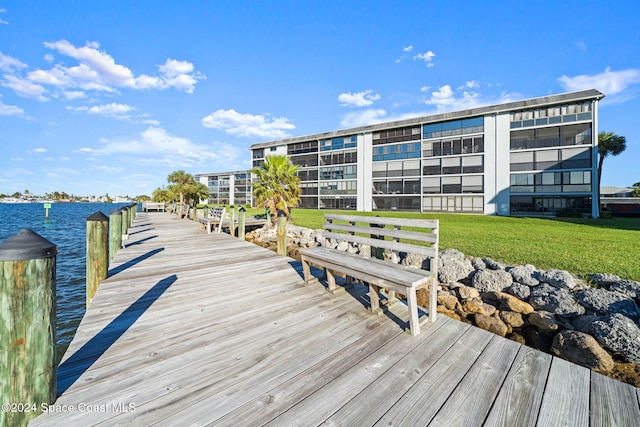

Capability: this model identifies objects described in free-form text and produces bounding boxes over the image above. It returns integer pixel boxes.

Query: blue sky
[1,1,639,197]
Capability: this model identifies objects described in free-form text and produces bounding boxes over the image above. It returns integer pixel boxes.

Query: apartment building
[249,89,603,217]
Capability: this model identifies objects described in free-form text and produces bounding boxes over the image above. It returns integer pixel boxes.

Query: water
[0,202,133,362]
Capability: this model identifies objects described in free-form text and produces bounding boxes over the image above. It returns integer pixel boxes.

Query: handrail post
[238,207,246,240]
[276,210,287,255]
[109,208,122,262]
[86,211,109,308]
[0,229,57,426]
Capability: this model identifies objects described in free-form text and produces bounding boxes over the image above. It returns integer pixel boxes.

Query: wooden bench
[176,204,190,219]
[300,214,439,336]
[142,202,165,212]
[198,206,226,234]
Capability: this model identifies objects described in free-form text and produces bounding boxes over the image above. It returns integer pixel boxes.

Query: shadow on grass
[56,274,177,395]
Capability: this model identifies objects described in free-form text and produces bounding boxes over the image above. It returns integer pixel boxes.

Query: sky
[1,1,639,197]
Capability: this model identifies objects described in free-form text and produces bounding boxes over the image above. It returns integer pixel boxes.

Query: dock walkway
[31,212,640,426]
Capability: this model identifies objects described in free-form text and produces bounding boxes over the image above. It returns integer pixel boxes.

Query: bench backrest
[208,206,225,219]
[323,214,439,271]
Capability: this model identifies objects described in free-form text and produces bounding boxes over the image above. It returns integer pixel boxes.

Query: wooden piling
[0,229,57,426]
[121,207,129,235]
[109,209,122,262]
[276,210,287,255]
[238,207,246,240]
[86,211,109,308]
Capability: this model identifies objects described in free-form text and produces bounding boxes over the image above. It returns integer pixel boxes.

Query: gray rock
[358,244,371,258]
[538,269,577,289]
[438,249,474,283]
[471,258,486,271]
[529,283,585,317]
[592,313,640,363]
[571,315,606,335]
[609,280,640,299]
[575,288,640,318]
[506,282,531,300]
[471,269,513,293]
[336,241,349,251]
[587,273,622,287]
[551,331,615,372]
[401,253,431,270]
[509,265,540,287]
[483,257,508,270]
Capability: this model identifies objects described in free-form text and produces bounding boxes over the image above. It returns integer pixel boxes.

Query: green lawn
[289,209,640,282]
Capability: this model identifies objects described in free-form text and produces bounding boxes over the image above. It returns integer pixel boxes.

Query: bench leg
[406,288,420,336]
[429,276,437,323]
[368,284,383,315]
[301,257,312,282]
[386,290,398,306]
[326,269,338,293]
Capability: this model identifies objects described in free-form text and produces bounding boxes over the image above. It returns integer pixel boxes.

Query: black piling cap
[239,207,246,212]
[87,211,109,222]
[0,228,58,261]
[110,208,123,216]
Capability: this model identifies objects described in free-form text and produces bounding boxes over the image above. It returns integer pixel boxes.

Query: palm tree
[597,132,627,199]
[167,170,195,206]
[251,155,301,219]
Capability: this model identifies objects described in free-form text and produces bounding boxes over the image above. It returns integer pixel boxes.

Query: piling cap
[87,211,109,222]
[0,228,58,261]
[110,208,123,216]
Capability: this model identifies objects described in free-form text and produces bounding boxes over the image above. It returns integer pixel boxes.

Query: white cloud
[63,91,86,100]
[0,52,27,71]
[1,40,205,99]
[458,80,479,90]
[338,89,381,107]
[141,118,160,126]
[575,41,587,52]
[2,75,49,101]
[0,8,7,25]
[403,46,414,52]
[0,101,24,116]
[201,109,295,139]
[558,67,640,98]
[31,148,47,153]
[340,109,388,127]
[67,102,138,120]
[423,83,521,113]
[413,51,436,66]
[79,127,250,170]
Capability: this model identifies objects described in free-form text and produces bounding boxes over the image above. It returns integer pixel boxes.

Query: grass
[288,209,640,282]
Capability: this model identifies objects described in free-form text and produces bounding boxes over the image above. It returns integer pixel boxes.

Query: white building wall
[494,112,512,215]
[358,133,373,211]
[591,99,600,218]
[483,112,511,215]
[483,114,498,215]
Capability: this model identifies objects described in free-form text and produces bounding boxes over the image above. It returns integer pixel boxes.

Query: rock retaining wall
[246,224,640,386]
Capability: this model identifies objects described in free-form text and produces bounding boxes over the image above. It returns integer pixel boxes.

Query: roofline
[249,89,605,150]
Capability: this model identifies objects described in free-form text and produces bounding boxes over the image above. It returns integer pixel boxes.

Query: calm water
[0,202,132,362]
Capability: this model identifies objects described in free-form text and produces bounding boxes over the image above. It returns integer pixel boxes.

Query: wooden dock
[31,212,640,426]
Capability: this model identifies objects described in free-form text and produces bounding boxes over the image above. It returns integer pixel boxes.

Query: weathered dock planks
[30,212,640,426]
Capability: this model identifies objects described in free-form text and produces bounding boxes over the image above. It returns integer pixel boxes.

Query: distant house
[600,186,634,198]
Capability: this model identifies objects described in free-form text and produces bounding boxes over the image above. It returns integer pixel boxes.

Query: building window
[423,117,483,139]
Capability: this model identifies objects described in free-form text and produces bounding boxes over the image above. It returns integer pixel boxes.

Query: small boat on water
[0,197,31,203]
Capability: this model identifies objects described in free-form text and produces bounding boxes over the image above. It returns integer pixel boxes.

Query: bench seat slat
[300,247,433,291]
